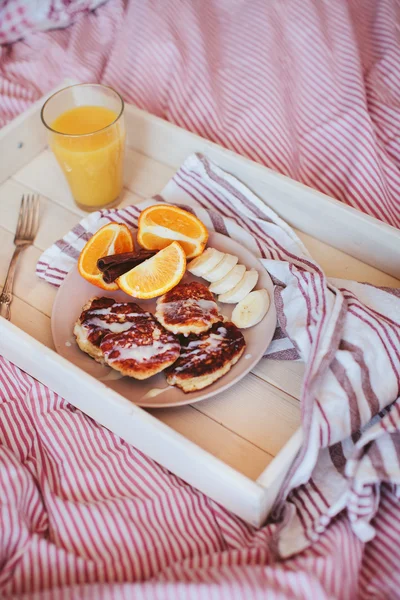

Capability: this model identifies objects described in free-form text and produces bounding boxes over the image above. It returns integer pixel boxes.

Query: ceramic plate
[51,232,277,408]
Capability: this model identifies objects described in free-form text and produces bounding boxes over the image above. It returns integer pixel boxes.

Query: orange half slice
[78,222,134,290]
[117,241,186,299]
[137,204,208,259]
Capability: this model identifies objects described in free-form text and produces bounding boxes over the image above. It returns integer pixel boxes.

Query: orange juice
[50,105,125,209]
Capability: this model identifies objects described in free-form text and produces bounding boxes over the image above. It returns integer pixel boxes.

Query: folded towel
[37,153,400,557]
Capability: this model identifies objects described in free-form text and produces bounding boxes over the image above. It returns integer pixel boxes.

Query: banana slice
[231,289,270,329]
[203,253,238,282]
[187,248,225,277]
[209,264,246,295]
[218,269,259,303]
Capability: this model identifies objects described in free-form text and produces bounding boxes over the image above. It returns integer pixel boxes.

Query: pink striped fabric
[0,0,108,45]
[2,359,400,599]
[2,152,394,598]
[2,352,393,600]
[1,0,400,226]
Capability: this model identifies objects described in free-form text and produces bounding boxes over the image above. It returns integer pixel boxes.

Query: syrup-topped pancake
[74,297,180,379]
[155,281,220,336]
[74,297,148,363]
[165,321,246,392]
[100,316,180,380]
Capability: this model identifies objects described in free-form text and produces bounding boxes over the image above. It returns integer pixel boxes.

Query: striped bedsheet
[0,0,400,226]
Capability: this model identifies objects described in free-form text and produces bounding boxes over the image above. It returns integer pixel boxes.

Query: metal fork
[0,194,40,321]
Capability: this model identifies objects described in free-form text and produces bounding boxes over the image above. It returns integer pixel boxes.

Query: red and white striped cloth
[0,0,400,227]
[2,152,396,598]
[0,0,108,45]
[3,353,400,600]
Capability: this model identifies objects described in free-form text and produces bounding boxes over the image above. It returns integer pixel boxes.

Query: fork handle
[0,246,23,321]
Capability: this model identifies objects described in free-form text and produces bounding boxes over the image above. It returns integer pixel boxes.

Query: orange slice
[78,222,134,290]
[117,241,186,299]
[137,204,208,259]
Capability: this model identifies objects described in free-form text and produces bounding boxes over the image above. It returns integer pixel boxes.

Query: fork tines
[15,194,40,244]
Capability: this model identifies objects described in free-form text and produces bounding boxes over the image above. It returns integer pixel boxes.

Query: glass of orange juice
[41,83,125,211]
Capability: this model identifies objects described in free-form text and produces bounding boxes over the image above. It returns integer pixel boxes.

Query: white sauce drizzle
[79,305,151,337]
[158,299,217,314]
[141,386,174,400]
[87,318,137,333]
[108,342,179,363]
[174,326,228,373]
[99,369,125,381]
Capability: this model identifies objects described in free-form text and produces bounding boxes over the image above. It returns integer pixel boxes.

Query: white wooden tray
[1,84,399,527]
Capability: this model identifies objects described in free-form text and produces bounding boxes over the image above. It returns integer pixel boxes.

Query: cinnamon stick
[101,262,138,283]
[97,250,155,271]
[97,250,156,283]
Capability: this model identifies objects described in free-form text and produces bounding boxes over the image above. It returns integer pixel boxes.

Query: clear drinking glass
[41,83,125,211]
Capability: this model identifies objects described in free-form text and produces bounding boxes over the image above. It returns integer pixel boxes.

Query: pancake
[100,316,180,380]
[73,297,147,364]
[165,321,246,392]
[74,296,180,379]
[155,281,220,336]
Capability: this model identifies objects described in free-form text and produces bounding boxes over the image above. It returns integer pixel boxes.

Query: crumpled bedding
[1,0,400,227]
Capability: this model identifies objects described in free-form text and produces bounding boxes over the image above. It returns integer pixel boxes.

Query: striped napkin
[37,153,400,557]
